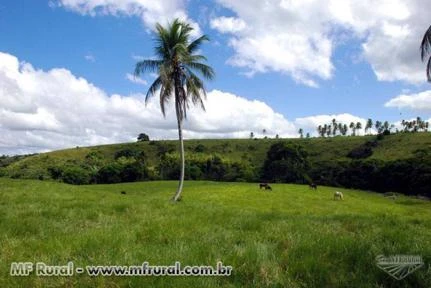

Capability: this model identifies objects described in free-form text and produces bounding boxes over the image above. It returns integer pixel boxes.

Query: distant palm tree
[349,122,355,136]
[134,19,215,202]
[420,25,431,81]
[365,118,373,135]
[355,122,362,135]
[298,128,304,138]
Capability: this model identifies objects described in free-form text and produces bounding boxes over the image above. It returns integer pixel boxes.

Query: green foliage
[262,142,310,183]
[137,133,150,142]
[61,166,91,185]
[347,140,377,159]
[0,167,6,177]
[193,143,206,153]
[96,163,123,184]
[3,133,431,196]
[114,148,143,160]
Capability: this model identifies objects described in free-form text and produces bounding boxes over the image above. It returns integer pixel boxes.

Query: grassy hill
[1,178,430,287]
[3,133,431,182]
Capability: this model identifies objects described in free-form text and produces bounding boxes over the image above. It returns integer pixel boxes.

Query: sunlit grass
[1,178,430,287]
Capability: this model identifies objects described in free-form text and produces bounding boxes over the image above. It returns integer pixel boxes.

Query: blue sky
[0,0,430,154]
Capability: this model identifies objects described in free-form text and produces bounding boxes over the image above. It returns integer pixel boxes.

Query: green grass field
[1,178,431,287]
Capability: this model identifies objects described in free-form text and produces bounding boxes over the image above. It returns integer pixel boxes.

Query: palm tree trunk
[172,98,185,202]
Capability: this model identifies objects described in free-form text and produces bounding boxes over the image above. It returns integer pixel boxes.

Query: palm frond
[427,56,431,82]
[145,77,162,103]
[133,18,214,119]
[134,60,163,76]
[186,62,215,80]
[420,25,431,61]
[159,82,173,117]
[188,35,209,53]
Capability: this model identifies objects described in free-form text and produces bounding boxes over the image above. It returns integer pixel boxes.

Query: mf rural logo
[375,255,424,280]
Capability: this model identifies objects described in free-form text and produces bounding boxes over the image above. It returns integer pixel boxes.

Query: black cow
[309,183,317,190]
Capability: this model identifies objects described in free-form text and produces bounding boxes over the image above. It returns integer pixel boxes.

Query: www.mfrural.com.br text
[10,261,232,277]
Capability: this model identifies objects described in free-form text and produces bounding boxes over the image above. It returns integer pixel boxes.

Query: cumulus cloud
[55,0,201,36]
[210,16,246,33]
[0,52,300,155]
[125,73,147,85]
[211,0,430,85]
[385,90,431,111]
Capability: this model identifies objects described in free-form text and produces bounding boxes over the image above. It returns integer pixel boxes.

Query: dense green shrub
[96,163,123,184]
[114,148,141,160]
[262,142,310,183]
[194,144,206,153]
[48,166,63,180]
[347,140,377,159]
[120,162,149,182]
[62,166,91,185]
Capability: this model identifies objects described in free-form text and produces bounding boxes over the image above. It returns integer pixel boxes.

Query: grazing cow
[259,183,269,189]
[334,191,344,200]
[309,183,317,190]
[121,191,126,195]
[265,185,272,191]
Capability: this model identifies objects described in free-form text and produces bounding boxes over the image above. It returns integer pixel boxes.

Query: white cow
[334,191,344,200]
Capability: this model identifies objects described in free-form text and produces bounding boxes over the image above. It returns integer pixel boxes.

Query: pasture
[1,178,430,287]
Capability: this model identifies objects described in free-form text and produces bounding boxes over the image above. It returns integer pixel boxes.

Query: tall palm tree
[134,19,215,202]
[420,25,431,81]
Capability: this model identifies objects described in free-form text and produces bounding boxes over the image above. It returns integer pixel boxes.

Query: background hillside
[1,133,431,196]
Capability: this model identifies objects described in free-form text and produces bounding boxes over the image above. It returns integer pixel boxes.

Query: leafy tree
[262,142,310,183]
[298,128,304,138]
[134,19,214,201]
[62,166,91,185]
[420,25,431,81]
[250,132,254,139]
[137,133,150,142]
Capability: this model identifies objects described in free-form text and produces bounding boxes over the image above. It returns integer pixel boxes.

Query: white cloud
[55,0,201,36]
[2,51,417,155]
[385,90,431,111]
[210,17,246,33]
[0,52,300,154]
[126,73,147,85]
[84,54,96,62]
[212,0,430,85]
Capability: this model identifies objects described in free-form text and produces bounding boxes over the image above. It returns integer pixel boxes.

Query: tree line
[297,117,429,138]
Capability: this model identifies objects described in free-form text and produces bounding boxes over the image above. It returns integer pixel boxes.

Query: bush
[347,146,373,159]
[48,166,63,180]
[120,162,149,182]
[262,142,310,183]
[96,163,122,184]
[62,166,91,185]
[347,140,377,159]
[115,148,141,160]
[194,144,206,153]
